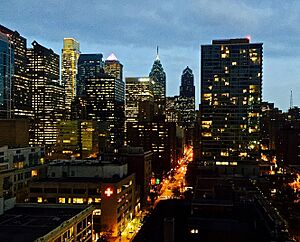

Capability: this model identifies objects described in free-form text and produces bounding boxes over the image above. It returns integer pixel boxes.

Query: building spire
[290,89,293,110]
[156,46,160,60]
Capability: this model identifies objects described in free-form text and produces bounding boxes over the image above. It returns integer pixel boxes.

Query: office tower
[201,38,262,175]
[165,96,179,123]
[178,66,195,128]
[61,38,80,114]
[125,76,176,175]
[27,41,64,147]
[85,71,125,148]
[0,33,13,119]
[125,77,154,123]
[180,66,195,97]
[76,54,104,97]
[104,53,123,81]
[0,25,32,119]
[149,47,166,118]
[55,120,98,159]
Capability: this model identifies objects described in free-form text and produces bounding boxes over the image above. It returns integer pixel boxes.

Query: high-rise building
[27,41,64,147]
[125,76,179,175]
[76,54,104,97]
[180,66,195,98]
[0,32,14,119]
[125,77,154,123]
[61,38,80,114]
[178,66,195,128]
[104,53,123,81]
[165,96,179,123]
[55,120,98,159]
[149,47,166,119]
[200,38,262,175]
[0,25,32,119]
[85,72,125,148]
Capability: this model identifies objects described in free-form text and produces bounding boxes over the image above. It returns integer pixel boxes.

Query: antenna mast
[290,90,293,110]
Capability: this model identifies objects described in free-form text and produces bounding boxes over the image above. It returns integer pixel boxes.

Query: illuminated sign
[155,178,160,185]
[104,187,114,197]
[151,178,155,185]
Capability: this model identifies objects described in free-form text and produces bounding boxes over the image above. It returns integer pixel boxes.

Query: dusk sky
[2,0,300,110]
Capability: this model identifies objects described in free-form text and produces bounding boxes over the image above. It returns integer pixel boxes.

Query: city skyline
[2,0,300,111]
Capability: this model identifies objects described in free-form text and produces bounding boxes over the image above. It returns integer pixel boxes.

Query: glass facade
[201,38,262,168]
[0,33,14,119]
[125,77,154,123]
[0,24,32,119]
[61,38,80,114]
[27,41,64,147]
[85,73,125,148]
[76,54,104,97]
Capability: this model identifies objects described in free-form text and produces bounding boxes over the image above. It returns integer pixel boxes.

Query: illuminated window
[37,197,43,203]
[202,132,212,137]
[31,169,38,177]
[88,198,93,204]
[95,198,101,203]
[59,197,65,203]
[73,198,84,204]
[239,152,247,157]
[216,161,229,166]
[232,61,237,66]
[220,151,229,157]
[93,209,101,215]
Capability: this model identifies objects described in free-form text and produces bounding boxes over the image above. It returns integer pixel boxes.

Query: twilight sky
[2,0,300,110]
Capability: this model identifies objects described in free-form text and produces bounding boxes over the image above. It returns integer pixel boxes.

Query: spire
[290,89,293,110]
[106,53,118,61]
[156,46,160,60]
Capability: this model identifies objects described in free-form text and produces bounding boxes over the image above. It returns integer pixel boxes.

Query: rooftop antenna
[156,46,159,60]
[290,89,293,110]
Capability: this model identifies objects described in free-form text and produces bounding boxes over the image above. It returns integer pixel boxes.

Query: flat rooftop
[0,204,88,242]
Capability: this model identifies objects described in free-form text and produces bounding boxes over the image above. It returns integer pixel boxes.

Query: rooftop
[0,204,89,242]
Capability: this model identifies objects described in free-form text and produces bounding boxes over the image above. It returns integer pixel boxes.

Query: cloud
[2,0,300,110]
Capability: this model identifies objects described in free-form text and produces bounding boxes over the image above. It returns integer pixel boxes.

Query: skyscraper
[0,24,32,119]
[79,53,125,149]
[104,53,123,81]
[180,66,195,98]
[200,38,262,175]
[76,54,104,97]
[0,32,14,119]
[125,77,154,123]
[125,76,175,174]
[178,66,195,128]
[61,38,80,114]
[85,73,125,149]
[149,47,166,119]
[27,41,64,147]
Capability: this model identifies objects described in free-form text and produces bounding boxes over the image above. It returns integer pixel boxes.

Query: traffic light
[151,178,155,185]
[155,178,160,185]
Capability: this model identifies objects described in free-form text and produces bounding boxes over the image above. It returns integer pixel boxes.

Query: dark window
[88,189,98,195]
[30,187,43,193]
[58,188,72,194]
[47,197,56,203]
[73,189,86,194]
[44,188,57,193]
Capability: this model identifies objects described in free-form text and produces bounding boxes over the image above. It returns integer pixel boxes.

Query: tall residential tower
[200,38,262,176]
